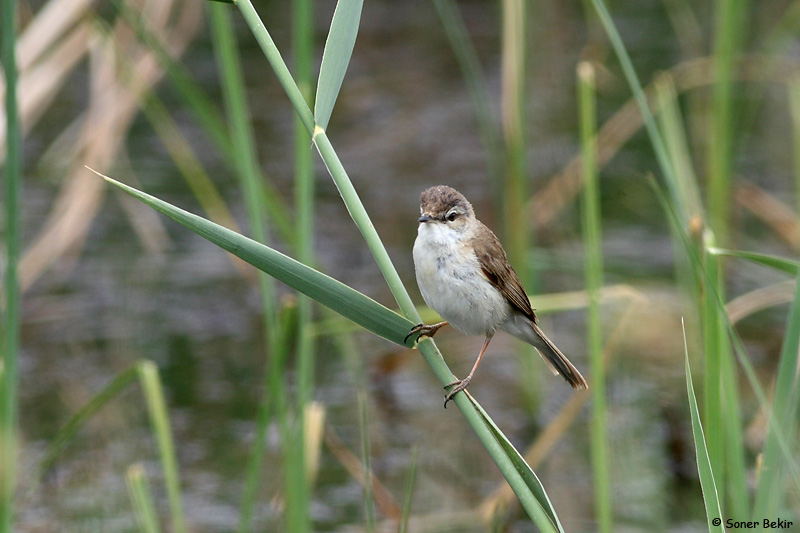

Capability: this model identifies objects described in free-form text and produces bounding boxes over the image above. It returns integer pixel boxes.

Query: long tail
[503,316,588,390]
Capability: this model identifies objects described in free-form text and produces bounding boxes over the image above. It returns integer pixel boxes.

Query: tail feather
[502,316,588,390]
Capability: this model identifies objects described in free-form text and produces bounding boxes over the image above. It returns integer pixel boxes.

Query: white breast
[412,222,510,336]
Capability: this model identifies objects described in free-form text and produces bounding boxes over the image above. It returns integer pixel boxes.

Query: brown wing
[472,222,538,323]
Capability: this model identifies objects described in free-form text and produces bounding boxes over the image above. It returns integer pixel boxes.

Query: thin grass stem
[293,0,316,455]
[126,465,161,533]
[431,0,503,191]
[398,446,418,533]
[708,0,747,244]
[578,62,612,533]
[358,392,376,532]
[137,361,186,533]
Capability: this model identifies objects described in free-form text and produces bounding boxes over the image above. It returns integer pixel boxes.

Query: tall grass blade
[1,0,22,524]
[310,129,419,316]
[653,180,800,493]
[708,0,748,244]
[398,446,418,533]
[708,248,800,275]
[236,0,314,133]
[315,0,363,130]
[32,365,140,487]
[500,0,529,284]
[208,5,296,529]
[97,171,417,347]
[137,361,186,533]
[578,61,612,533]
[790,78,800,215]
[293,11,317,525]
[653,74,703,220]
[753,273,800,518]
[701,246,727,510]
[683,320,725,533]
[587,0,682,219]
[431,0,503,190]
[238,303,294,533]
[358,392,376,532]
[118,5,571,524]
[126,464,161,533]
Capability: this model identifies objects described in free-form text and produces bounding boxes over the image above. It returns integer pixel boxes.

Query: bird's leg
[404,321,449,344]
[443,334,493,408]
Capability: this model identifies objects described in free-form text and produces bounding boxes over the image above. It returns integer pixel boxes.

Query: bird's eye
[446,212,457,222]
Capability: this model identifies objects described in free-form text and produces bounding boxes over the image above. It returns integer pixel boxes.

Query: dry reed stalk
[478,290,644,521]
[735,181,800,250]
[529,55,800,230]
[323,423,402,521]
[19,0,203,290]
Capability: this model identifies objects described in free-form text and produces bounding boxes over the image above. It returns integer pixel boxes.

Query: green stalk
[588,0,683,220]
[310,128,418,316]
[137,361,185,533]
[655,182,800,495]
[207,6,297,530]
[720,329,748,518]
[578,62,611,533]
[237,0,414,317]
[790,77,800,216]
[708,0,747,244]
[195,3,567,527]
[358,392,375,532]
[702,246,726,511]
[500,0,540,412]
[500,0,529,286]
[126,465,161,533]
[293,0,315,439]
[290,0,315,529]
[398,446,418,533]
[236,0,314,133]
[1,0,21,528]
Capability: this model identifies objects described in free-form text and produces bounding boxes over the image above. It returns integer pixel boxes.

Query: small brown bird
[407,185,587,407]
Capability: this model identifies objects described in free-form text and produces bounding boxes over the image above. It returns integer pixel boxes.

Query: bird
[407,185,587,408]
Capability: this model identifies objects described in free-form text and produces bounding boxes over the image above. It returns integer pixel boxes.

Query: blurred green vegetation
[3,0,800,531]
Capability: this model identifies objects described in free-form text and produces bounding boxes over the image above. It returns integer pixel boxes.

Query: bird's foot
[443,375,471,408]
[404,321,448,344]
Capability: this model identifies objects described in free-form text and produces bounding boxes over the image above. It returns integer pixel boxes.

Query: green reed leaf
[683,321,725,532]
[96,170,416,348]
[315,0,364,130]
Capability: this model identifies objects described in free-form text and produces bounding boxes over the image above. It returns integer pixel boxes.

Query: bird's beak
[418,214,432,223]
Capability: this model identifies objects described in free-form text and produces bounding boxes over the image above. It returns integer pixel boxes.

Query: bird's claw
[404,321,448,344]
[443,376,471,408]
[404,323,425,344]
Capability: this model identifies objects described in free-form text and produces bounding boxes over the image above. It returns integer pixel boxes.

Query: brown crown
[419,185,474,217]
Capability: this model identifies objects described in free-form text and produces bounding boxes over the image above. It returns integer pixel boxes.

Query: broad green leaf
[97,171,416,347]
[708,247,800,275]
[314,0,364,130]
[471,400,564,533]
[683,322,724,532]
